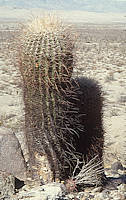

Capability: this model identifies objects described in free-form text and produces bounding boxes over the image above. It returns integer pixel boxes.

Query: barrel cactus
[63,77,105,188]
[16,16,76,182]
[15,16,105,187]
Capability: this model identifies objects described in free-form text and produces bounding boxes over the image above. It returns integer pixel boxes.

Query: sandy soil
[73,26,126,166]
[0,20,126,169]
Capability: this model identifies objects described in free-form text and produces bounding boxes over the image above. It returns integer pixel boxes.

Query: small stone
[66,193,75,199]
[41,182,67,199]
[91,186,102,193]
[95,191,109,200]
[84,187,94,193]
[103,176,124,190]
[102,189,110,197]
[111,162,124,172]
[111,172,120,178]
[118,184,126,192]
[76,192,85,199]
[88,194,95,199]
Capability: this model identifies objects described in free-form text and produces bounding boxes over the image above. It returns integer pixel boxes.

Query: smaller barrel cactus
[62,77,105,186]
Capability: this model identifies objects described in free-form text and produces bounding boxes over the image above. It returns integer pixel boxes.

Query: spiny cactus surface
[16,16,76,182]
[63,77,105,186]
[16,16,105,187]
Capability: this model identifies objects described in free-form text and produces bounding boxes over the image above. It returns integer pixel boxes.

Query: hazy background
[0,0,126,23]
[0,0,126,12]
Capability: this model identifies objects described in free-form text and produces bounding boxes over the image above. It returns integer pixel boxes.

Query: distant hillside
[0,0,126,13]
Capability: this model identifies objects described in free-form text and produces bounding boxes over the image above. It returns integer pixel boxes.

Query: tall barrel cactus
[16,16,105,187]
[16,16,76,182]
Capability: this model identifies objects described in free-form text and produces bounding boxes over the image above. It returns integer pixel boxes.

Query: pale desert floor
[0,20,126,169]
[74,24,126,166]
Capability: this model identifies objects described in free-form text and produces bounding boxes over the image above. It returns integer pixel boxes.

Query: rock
[17,183,68,200]
[118,184,126,192]
[0,127,27,181]
[103,176,125,191]
[0,171,15,199]
[41,183,67,200]
[15,131,29,163]
[15,178,25,189]
[91,186,102,193]
[111,161,124,172]
[76,192,85,199]
[95,190,109,200]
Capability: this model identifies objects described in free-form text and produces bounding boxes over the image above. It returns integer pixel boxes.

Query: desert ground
[73,23,126,165]
[0,20,125,165]
[0,11,126,199]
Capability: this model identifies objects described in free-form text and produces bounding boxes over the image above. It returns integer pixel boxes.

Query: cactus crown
[18,16,75,91]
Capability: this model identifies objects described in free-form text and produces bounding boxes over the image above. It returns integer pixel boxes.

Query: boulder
[0,127,27,181]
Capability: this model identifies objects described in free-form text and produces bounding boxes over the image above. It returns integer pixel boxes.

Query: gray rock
[118,184,126,192]
[95,190,110,200]
[17,183,68,200]
[15,131,29,163]
[76,192,85,199]
[91,186,102,193]
[111,161,124,172]
[0,172,15,199]
[0,127,27,181]
[41,183,67,200]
